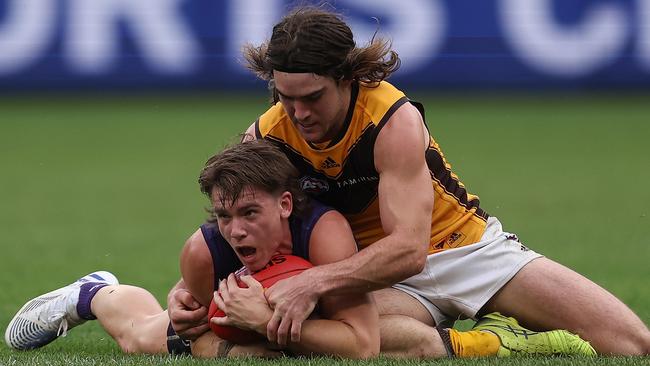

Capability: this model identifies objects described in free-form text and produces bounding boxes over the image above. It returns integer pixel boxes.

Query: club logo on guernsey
[300,176,329,194]
[433,232,465,250]
[319,156,340,170]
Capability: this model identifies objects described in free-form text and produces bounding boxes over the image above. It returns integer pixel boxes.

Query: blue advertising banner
[1,0,649,90]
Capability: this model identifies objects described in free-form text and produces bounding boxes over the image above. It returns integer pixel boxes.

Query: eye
[304,93,321,102]
[278,94,293,103]
[244,209,257,217]
[216,212,231,220]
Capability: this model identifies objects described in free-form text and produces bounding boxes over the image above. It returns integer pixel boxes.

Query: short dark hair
[199,140,308,219]
[243,6,400,90]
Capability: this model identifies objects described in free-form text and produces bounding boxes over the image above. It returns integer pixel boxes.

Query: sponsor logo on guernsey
[300,176,329,194]
[336,175,378,188]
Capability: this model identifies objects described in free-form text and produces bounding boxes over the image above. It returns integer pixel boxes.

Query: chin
[306,132,330,144]
[248,256,271,272]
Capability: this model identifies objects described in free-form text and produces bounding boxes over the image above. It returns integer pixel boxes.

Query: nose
[293,100,311,121]
[229,217,247,241]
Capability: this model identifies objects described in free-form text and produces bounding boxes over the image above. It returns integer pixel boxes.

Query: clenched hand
[264,271,319,346]
[211,274,272,334]
[168,288,210,340]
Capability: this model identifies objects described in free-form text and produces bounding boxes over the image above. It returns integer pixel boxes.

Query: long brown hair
[199,140,308,220]
[243,6,400,96]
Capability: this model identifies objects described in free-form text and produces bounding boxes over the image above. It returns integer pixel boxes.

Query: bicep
[318,292,377,334]
[308,210,358,266]
[309,210,377,324]
[375,104,433,241]
[180,230,215,307]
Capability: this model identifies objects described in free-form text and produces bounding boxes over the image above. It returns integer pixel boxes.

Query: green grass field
[1,92,649,365]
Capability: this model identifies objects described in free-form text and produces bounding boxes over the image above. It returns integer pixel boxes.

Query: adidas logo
[320,157,340,169]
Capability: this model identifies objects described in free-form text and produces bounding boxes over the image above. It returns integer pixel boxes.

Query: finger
[218,280,230,303]
[173,306,208,323]
[196,323,210,333]
[226,273,239,291]
[210,315,232,327]
[263,286,276,307]
[238,275,263,291]
[184,306,209,323]
[213,290,227,311]
[177,290,201,309]
[290,320,302,343]
[276,317,291,346]
[181,323,211,339]
[266,312,282,343]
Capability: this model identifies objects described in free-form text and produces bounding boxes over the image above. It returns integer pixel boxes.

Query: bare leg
[378,315,447,358]
[373,288,447,358]
[481,257,650,355]
[374,288,435,325]
[91,285,170,354]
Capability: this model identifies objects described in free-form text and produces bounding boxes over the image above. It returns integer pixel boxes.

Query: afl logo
[299,176,329,194]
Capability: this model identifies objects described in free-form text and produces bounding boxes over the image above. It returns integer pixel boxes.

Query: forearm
[308,235,426,297]
[286,319,377,359]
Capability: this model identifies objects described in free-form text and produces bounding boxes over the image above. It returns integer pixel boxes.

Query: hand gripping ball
[208,254,313,344]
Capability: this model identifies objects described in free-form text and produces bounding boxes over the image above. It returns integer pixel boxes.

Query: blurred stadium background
[1,1,649,364]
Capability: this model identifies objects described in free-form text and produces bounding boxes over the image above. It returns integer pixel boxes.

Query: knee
[379,315,446,359]
[641,331,650,356]
[621,323,650,356]
[603,327,650,356]
[116,332,159,354]
[626,334,650,356]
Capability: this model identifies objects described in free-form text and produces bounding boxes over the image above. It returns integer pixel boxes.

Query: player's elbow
[351,346,379,360]
[347,331,379,359]
[390,225,430,278]
[400,237,428,277]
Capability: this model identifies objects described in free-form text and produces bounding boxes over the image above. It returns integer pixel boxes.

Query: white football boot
[5,271,119,350]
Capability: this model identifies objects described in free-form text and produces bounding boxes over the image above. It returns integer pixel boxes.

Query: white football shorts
[392,216,542,326]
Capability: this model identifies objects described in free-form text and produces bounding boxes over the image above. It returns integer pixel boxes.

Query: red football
[208,254,313,344]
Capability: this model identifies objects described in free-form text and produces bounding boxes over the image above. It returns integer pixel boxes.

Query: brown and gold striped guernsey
[255,81,489,254]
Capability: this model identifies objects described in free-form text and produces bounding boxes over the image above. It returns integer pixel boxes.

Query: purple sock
[77,282,110,320]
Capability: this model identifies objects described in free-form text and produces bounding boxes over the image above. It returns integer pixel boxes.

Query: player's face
[212,186,293,272]
[273,71,352,144]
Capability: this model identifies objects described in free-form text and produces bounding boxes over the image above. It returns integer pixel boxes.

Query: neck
[276,217,293,254]
[322,82,353,142]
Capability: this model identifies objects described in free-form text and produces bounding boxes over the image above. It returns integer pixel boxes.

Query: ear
[337,78,353,90]
[279,191,293,219]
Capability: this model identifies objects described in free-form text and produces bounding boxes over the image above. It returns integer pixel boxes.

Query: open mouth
[236,246,257,258]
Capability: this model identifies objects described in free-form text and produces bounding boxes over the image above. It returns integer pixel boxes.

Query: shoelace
[54,315,69,337]
[34,294,70,338]
[40,312,69,337]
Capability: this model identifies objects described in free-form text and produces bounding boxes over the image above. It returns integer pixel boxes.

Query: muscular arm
[286,294,377,359]
[266,103,432,297]
[252,105,432,345]
[179,229,215,307]
[314,103,433,292]
[167,229,214,340]
[285,211,379,358]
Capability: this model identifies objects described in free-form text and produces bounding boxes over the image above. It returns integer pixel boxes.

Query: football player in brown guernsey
[226,5,646,356]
